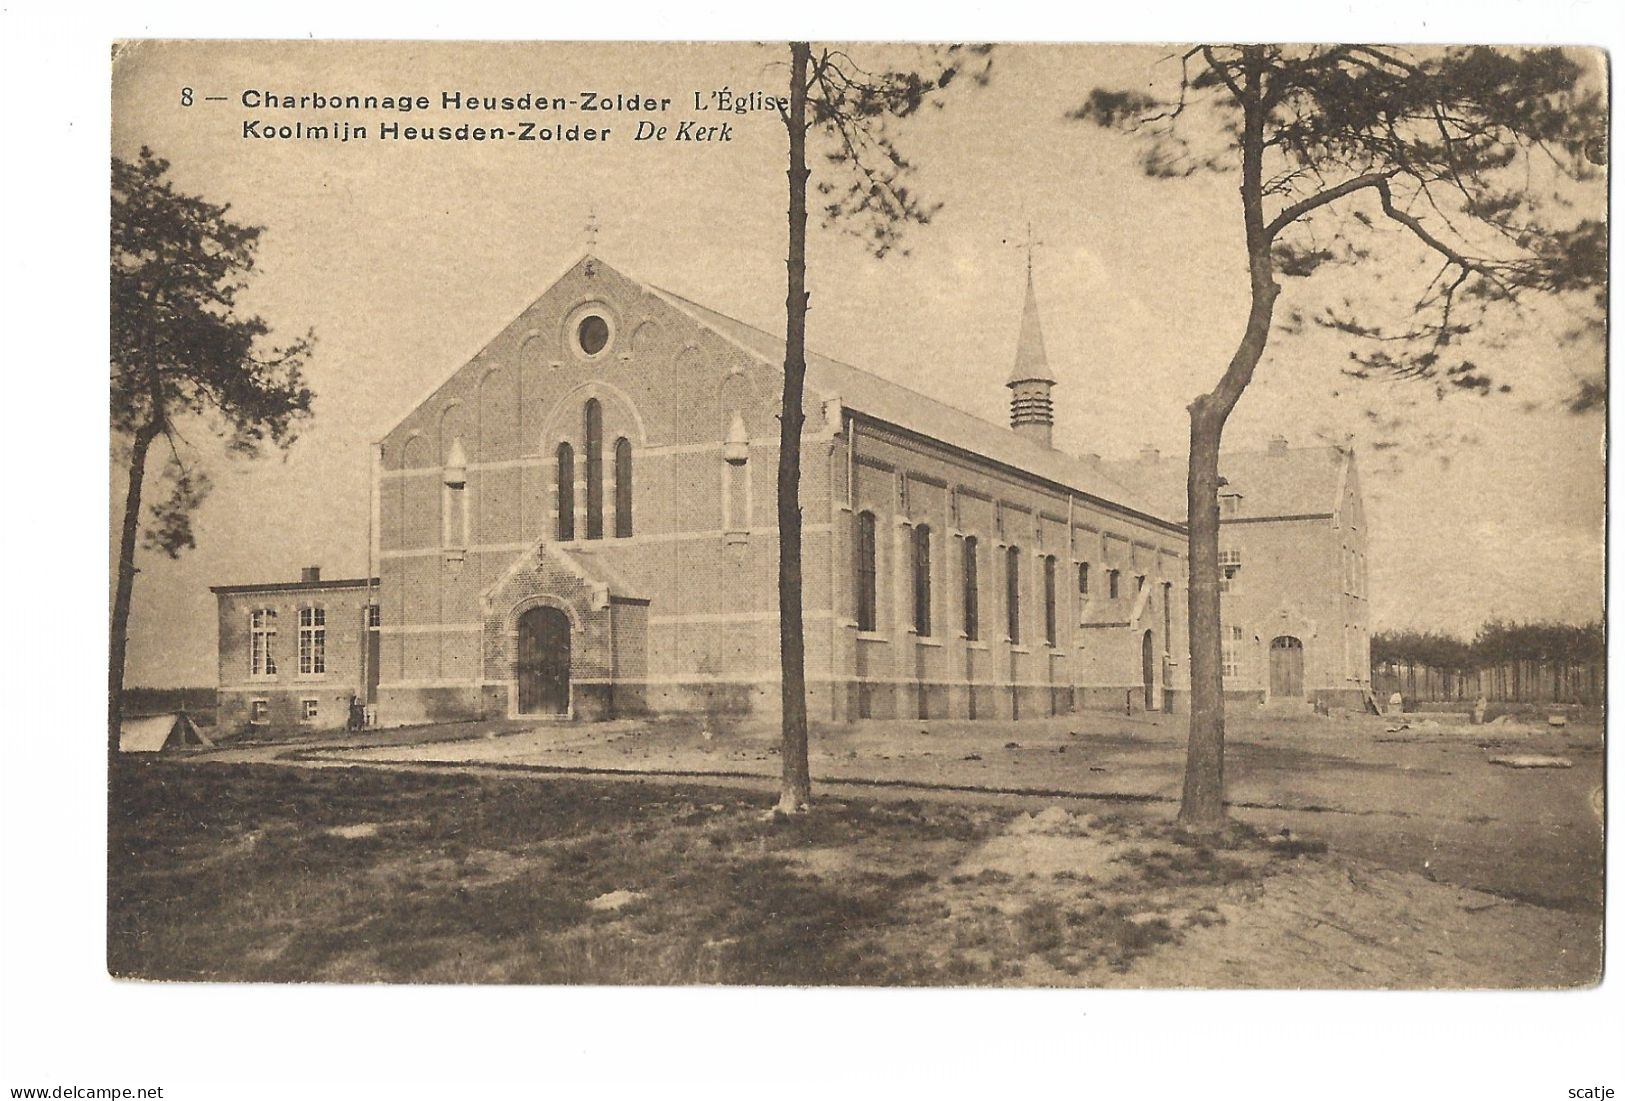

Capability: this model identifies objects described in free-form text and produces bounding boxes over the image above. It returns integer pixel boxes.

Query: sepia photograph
[102,39,1607,990]
[1,12,1619,1099]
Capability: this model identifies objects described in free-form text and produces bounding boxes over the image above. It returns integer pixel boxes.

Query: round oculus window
[577,315,610,356]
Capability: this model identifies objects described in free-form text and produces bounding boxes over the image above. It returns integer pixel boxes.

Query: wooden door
[518,606,571,715]
[1270,636,1304,699]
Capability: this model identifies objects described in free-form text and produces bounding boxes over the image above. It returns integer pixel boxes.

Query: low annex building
[212,567,380,732]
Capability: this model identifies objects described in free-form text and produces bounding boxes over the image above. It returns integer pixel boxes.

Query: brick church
[214,253,1368,730]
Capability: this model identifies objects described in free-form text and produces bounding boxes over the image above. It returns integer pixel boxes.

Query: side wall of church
[827,418,1189,721]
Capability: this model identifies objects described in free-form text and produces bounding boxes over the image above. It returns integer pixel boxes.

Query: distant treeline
[1372,620,1604,706]
[123,686,217,723]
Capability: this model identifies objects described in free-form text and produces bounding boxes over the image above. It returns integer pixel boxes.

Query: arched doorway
[1270,636,1304,699]
[1141,629,1156,710]
[518,605,571,715]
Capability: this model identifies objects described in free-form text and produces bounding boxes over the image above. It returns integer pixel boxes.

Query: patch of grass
[1015,900,1068,955]
[109,760,1333,986]
[1268,837,1330,859]
[108,760,1000,985]
[1116,845,1260,888]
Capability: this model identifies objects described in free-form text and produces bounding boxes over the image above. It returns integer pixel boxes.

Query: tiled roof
[1102,446,1346,522]
[647,283,1177,529]
[210,577,377,595]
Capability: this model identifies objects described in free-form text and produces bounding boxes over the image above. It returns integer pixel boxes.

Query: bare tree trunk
[110,421,158,756]
[776,41,813,813]
[1179,50,1278,828]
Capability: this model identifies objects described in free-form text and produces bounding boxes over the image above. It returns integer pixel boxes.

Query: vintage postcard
[106,41,1605,996]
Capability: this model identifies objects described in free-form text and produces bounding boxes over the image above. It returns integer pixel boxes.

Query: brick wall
[364,254,1191,726]
[215,582,373,733]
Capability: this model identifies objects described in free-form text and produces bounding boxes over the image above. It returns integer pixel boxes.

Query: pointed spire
[1006,246,1057,448]
[1006,266,1056,386]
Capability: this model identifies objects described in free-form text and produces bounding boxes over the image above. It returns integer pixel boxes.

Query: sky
[110,41,1608,687]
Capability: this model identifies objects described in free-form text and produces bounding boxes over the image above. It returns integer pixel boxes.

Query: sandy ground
[191,708,1604,986]
[219,709,1604,910]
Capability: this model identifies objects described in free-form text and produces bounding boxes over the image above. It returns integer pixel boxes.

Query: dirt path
[1100,860,1599,988]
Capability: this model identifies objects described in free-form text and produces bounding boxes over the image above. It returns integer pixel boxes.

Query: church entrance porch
[480,542,649,722]
[517,605,571,715]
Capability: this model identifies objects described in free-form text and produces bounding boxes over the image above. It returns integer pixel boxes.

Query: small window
[1077,562,1090,597]
[556,442,576,541]
[1220,493,1242,517]
[1043,555,1058,647]
[855,511,878,633]
[250,609,278,677]
[961,536,980,641]
[577,315,609,356]
[300,698,319,724]
[1219,548,1242,593]
[1107,569,1120,600]
[250,699,269,723]
[367,604,381,629]
[912,525,932,637]
[584,399,604,540]
[613,437,633,538]
[299,606,326,675]
[1005,545,1021,644]
[1222,625,1244,678]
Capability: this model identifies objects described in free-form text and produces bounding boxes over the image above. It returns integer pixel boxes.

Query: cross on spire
[1000,219,1046,279]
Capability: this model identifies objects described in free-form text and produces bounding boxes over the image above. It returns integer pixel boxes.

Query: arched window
[1005,545,1021,644]
[298,605,326,675]
[1043,555,1058,647]
[1077,561,1090,597]
[962,536,979,641]
[912,524,932,637]
[555,442,575,541]
[855,511,877,633]
[250,609,278,677]
[583,399,603,539]
[613,437,633,538]
[1162,581,1173,652]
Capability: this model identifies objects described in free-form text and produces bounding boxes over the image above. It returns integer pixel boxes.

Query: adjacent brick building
[212,568,379,733]
[1105,439,1373,709]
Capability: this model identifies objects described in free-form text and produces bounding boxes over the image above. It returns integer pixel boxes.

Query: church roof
[1101,445,1348,522]
[1006,268,1055,386]
[646,278,1175,529]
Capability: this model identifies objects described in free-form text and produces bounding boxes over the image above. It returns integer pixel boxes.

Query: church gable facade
[372,256,831,724]
[361,254,1195,727]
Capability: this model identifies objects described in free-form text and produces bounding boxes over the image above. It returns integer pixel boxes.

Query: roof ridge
[650,284,1162,514]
